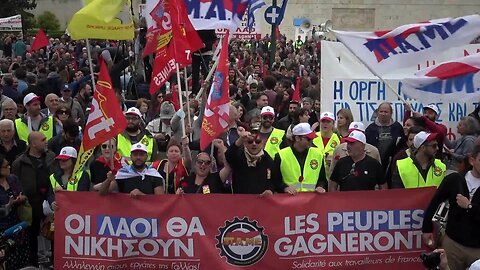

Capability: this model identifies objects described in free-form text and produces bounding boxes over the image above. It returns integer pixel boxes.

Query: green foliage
[0,0,37,18]
[22,13,36,30]
[36,11,60,32]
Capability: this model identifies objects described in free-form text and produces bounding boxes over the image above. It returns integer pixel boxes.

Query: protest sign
[321,41,480,140]
[55,188,435,269]
[0,15,22,32]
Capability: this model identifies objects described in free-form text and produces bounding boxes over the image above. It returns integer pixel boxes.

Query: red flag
[83,59,127,150]
[143,0,173,57]
[30,29,49,52]
[170,83,180,111]
[170,0,204,67]
[200,33,230,150]
[292,77,301,102]
[149,44,177,94]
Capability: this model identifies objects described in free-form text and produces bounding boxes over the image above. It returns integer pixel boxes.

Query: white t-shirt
[465,171,480,201]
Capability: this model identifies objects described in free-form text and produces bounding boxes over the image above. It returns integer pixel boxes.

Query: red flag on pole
[83,59,127,150]
[292,77,301,102]
[170,0,204,67]
[170,83,180,111]
[200,33,230,150]
[30,29,49,52]
[149,44,177,94]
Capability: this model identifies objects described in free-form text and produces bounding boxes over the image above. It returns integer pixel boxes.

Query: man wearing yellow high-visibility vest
[260,106,286,160]
[313,112,340,177]
[392,131,446,189]
[15,93,56,143]
[117,107,159,162]
[49,146,90,193]
[272,123,327,194]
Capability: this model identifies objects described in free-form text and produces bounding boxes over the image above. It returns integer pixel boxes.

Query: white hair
[0,119,14,130]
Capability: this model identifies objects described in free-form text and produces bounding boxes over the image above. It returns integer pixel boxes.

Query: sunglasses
[157,95,164,99]
[101,144,113,149]
[247,138,262,144]
[58,110,70,115]
[196,160,212,165]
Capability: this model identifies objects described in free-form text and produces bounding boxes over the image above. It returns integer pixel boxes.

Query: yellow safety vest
[264,128,285,159]
[15,116,54,143]
[312,133,340,157]
[295,40,303,49]
[117,133,154,161]
[49,171,85,192]
[396,157,446,188]
[279,147,323,192]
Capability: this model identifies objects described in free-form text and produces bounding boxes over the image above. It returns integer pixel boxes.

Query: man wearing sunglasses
[225,126,275,195]
[272,123,327,194]
[260,106,286,160]
[392,131,446,189]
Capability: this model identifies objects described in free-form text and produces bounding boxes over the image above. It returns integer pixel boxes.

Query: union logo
[433,166,443,177]
[270,137,279,145]
[41,122,49,131]
[141,137,149,146]
[310,159,319,170]
[331,141,338,148]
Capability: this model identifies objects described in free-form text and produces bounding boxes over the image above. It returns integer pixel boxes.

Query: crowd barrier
[55,188,436,270]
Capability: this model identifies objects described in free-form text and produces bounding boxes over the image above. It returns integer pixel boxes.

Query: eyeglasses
[157,95,164,99]
[262,116,274,120]
[196,160,212,166]
[247,138,262,144]
[126,116,139,121]
[58,110,70,115]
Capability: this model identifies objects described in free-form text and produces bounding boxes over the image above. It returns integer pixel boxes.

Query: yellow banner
[69,144,95,184]
[68,0,134,40]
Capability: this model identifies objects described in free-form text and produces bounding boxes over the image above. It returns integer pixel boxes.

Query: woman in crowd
[176,140,230,194]
[336,108,354,139]
[147,91,165,121]
[91,139,124,187]
[53,104,73,136]
[152,137,191,194]
[313,112,340,176]
[49,147,90,193]
[274,88,293,120]
[135,98,149,124]
[444,116,479,172]
[0,155,29,269]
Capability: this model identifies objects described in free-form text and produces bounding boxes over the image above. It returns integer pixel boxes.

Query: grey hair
[0,119,14,130]
[460,116,479,135]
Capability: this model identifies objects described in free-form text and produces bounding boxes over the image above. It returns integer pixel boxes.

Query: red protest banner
[54,188,435,270]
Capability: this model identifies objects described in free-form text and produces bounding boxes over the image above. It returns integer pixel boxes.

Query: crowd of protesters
[0,30,478,270]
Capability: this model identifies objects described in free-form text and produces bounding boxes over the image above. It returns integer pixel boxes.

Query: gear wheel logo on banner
[216,217,269,266]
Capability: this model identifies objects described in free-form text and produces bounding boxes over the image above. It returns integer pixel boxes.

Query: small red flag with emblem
[200,33,230,150]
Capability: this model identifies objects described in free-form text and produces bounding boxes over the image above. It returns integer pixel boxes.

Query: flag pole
[184,67,192,141]
[335,37,407,103]
[85,39,97,92]
[176,63,186,137]
[195,40,223,100]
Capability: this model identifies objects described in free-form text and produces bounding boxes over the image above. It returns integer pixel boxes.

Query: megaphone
[319,20,333,32]
[313,31,325,41]
[300,19,312,32]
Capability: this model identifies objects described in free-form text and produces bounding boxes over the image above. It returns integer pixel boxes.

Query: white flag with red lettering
[333,15,480,75]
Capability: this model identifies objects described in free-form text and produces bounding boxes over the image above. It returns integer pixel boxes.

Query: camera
[420,252,441,270]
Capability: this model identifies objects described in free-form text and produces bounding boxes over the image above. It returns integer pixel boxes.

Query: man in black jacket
[422,145,480,270]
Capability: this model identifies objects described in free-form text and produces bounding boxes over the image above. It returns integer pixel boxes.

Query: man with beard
[259,106,286,159]
[15,93,56,143]
[225,126,275,195]
[117,107,159,162]
[100,143,164,196]
[392,131,446,188]
[272,123,328,194]
[12,131,56,267]
[74,82,92,114]
[276,100,299,131]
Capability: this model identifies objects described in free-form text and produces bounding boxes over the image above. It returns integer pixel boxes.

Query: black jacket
[422,172,480,248]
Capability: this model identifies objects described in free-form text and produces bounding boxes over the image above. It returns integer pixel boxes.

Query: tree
[37,11,60,32]
[0,0,37,18]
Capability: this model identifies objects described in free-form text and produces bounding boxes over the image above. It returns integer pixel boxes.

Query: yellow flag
[67,0,134,40]
[69,144,95,184]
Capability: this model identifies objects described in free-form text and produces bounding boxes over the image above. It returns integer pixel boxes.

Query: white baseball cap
[261,106,275,117]
[348,122,365,132]
[320,111,335,122]
[23,93,41,106]
[125,107,142,118]
[55,146,78,160]
[292,123,317,139]
[131,143,147,153]
[423,103,440,115]
[413,131,438,148]
[345,130,366,144]
[470,259,480,270]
